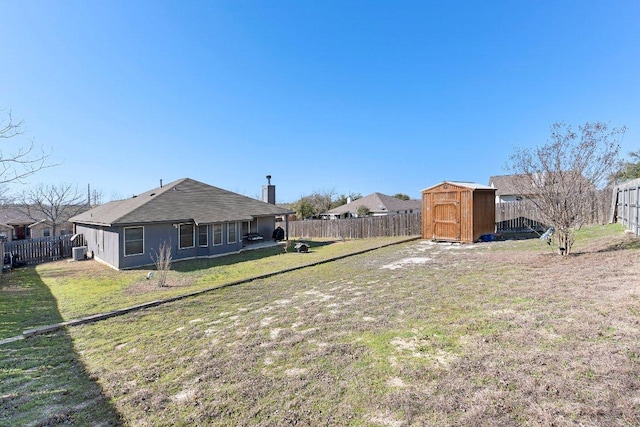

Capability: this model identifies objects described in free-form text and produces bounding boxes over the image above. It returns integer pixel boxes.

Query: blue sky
[2,1,639,202]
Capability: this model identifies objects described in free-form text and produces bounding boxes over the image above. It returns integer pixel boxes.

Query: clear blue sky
[2,1,639,202]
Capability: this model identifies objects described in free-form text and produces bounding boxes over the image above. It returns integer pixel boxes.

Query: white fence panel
[614,178,640,236]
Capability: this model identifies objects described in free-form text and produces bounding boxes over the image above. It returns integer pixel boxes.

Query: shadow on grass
[498,231,543,241]
[0,267,123,426]
[165,239,340,273]
[595,237,640,253]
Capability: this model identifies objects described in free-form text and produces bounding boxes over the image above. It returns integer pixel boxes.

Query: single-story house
[70,178,293,270]
[489,172,595,203]
[0,206,76,241]
[488,174,531,203]
[0,207,37,240]
[323,192,422,219]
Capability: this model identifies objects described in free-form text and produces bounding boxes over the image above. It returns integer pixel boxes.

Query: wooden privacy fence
[495,201,547,233]
[613,178,640,236]
[282,197,612,240]
[3,234,86,266]
[278,213,422,239]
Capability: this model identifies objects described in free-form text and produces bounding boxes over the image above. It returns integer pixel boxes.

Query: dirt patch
[124,276,195,295]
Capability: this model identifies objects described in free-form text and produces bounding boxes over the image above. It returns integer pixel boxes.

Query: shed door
[433,192,460,241]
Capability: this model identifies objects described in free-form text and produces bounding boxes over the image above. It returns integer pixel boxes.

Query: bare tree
[508,122,625,255]
[20,183,88,237]
[151,240,172,287]
[0,109,54,185]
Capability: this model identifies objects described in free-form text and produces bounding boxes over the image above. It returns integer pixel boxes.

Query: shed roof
[70,178,292,227]
[421,181,495,193]
[324,193,421,215]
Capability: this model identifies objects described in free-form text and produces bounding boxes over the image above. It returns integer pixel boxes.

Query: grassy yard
[2,225,640,426]
[0,236,412,338]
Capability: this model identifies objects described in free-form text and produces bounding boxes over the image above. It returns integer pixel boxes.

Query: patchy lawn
[0,236,411,336]
[2,225,640,426]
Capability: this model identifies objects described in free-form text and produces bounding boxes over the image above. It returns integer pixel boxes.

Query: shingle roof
[488,175,527,197]
[70,178,292,226]
[0,206,42,225]
[489,173,594,197]
[324,192,421,215]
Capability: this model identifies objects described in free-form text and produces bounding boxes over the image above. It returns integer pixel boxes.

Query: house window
[227,222,237,243]
[43,228,51,237]
[213,224,222,245]
[179,223,195,249]
[198,225,208,247]
[124,226,144,256]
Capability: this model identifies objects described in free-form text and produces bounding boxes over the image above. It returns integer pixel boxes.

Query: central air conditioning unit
[72,246,87,261]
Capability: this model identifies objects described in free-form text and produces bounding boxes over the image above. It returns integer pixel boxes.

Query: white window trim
[213,223,223,246]
[227,222,237,244]
[178,223,195,249]
[124,226,145,257]
[198,224,209,247]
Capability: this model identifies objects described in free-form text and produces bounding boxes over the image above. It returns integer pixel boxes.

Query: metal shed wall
[421,182,496,243]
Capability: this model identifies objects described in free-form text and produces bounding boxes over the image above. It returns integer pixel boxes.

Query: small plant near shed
[151,240,172,287]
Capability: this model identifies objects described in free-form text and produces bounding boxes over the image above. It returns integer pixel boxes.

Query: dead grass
[4,226,640,426]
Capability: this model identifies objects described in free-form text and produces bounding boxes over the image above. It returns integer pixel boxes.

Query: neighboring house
[0,222,13,242]
[488,174,531,202]
[489,173,596,203]
[0,207,34,241]
[0,206,76,241]
[70,178,293,270]
[29,219,75,238]
[323,193,422,219]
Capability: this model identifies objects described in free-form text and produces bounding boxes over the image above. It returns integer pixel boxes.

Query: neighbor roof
[488,174,528,197]
[0,206,46,225]
[324,192,421,215]
[70,178,292,226]
[489,173,595,197]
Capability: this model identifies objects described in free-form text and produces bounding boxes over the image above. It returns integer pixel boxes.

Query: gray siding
[76,224,120,269]
[75,219,269,270]
[255,216,276,241]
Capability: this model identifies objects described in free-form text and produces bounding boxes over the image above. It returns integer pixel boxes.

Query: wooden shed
[421,181,496,243]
